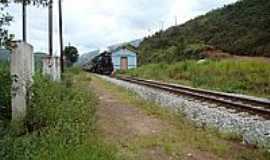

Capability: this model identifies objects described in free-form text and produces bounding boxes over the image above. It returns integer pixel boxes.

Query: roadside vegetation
[93,76,270,160]
[0,61,11,121]
[0,69,118,160]
[118,58,270,98]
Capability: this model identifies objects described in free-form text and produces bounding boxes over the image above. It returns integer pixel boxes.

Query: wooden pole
[48,0,53,57]
[22,0,26,42]
[58,0,64,73]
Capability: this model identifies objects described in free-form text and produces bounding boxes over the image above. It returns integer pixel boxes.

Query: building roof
[110,45,138,54]
[108,39,142,52]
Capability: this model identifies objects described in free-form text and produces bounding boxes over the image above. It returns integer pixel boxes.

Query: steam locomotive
[84,51,114,75]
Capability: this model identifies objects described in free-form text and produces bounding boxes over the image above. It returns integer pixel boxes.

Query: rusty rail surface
[117,76,270,118]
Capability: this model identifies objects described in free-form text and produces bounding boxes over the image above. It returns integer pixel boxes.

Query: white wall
[112,48,137,70]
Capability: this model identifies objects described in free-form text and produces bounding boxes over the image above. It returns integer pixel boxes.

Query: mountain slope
[138,0,270,65]
[77,50,100,66]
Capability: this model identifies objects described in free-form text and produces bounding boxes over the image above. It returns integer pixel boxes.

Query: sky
[7,0,238,55]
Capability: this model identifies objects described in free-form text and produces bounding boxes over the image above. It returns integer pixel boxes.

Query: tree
[0,0,48,46]
[64,46,79,66]
[138,0,270,65]
[0,1,13,46]
[14,0,48,42]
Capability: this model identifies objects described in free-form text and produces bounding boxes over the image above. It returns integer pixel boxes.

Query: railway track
[117,76,270,118]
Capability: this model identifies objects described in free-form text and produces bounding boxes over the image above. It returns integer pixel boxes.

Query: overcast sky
[8,0,237,54]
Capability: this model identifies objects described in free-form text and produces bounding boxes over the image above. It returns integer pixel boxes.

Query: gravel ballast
[98,75,270,149]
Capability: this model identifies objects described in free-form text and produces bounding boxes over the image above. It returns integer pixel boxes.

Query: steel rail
[128,77,270,107]
[118,76,270,118]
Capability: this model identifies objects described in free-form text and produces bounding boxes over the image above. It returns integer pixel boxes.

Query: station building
[111,46,137,70]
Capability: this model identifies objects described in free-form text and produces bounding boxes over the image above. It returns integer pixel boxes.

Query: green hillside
[138,0,270,65]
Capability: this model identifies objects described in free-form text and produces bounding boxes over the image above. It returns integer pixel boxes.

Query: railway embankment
[98,75,270,149]
[119,58,270,99]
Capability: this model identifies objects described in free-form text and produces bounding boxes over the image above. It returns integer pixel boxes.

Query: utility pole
[58,0,64,73]
[147,28,151,36]
[175,16,178,26]
[48,0,53,57]
[22,0,26,42]
[160,21,164,31]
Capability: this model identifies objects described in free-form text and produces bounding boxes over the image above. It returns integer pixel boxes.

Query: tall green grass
[0,62,11,109]
[0,62,11,121]
[120,59,270,98]
[0,72,118,160]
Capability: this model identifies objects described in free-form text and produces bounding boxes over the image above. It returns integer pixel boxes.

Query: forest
[138,0,270,64]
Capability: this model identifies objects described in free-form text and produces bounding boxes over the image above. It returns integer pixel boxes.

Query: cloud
[7,0,238,54]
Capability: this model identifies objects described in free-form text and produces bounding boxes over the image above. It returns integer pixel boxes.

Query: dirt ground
[89,75,269,160]
[91,76,228,160]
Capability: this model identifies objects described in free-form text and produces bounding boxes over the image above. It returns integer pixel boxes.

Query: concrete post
[42,56,61,81]
[10,42,33,121]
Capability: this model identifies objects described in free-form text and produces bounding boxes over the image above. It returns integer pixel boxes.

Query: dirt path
[89,75,269,160]
[94,83,175,159]
[90,76,224,160]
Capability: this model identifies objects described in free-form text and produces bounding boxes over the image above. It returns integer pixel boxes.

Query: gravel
[98,75,270,149]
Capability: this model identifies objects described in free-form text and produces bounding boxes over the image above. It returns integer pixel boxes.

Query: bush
[0,72,118,160]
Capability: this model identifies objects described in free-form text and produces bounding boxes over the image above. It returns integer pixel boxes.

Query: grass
[0,61,11,112]
[0,70,119,160]
[93,75,270,160]
[118,58,270,98]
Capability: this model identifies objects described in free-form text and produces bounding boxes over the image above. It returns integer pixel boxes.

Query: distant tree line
[0,0,13,46]
[0,0,48,46]
[64,45,79,66]
[138,0,270,65]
